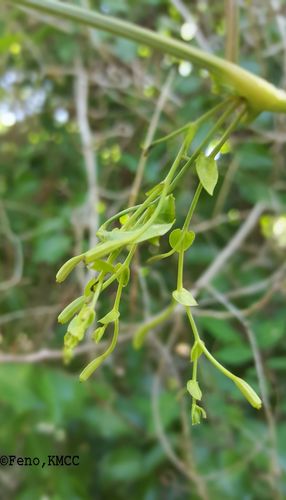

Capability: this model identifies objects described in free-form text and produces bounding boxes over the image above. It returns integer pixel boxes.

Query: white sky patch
[54,108,69,124]
[205,143,221,160]
[0,110,16,127]
[178,61,193,77]
[273,217,286,237]
[180,21,197,41]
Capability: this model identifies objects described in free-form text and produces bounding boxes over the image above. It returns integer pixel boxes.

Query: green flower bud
[64,331,79,349]
[58,296,85,324]
[234,377,262,409]
[191,404,207,425]
[56,254,84,283]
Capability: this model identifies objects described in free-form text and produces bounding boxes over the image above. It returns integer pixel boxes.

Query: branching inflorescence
[12,0,286,424]
[56,96,262,424]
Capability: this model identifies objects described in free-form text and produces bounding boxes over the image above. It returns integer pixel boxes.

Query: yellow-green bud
[234,377,262,409]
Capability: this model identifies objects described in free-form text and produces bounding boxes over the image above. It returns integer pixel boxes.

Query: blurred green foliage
[1,1,286,499]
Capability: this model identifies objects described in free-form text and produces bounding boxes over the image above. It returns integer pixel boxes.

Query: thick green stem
[11,0,286,113]
[11,0,286,112]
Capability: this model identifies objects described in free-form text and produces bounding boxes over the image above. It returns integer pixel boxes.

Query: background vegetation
[1,1,286,498]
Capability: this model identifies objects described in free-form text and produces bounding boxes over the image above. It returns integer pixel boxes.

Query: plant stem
[186,307,236,381]
[12,0,286,112]
[209,102,248,159]
[169,98,239,191]
[133,302,176,349]
[225,0,239,63]
[192,358,198,381]
[183,184,203,231]
[149,97,232,149]
[177,250,184,290]
[79,319,119,381]
[101,245,136,291]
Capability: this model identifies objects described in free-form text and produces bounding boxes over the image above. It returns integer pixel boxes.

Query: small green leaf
[56,254,84,283]
[99,309,120,325]
[120,266,130,287]
[172,288,198,306]
[137,222,174,243]
[187,380,202,400]
[92,326,107,343]
[94,222,174,246]
[119,214,130,225]
[90,260,115,274]
[190,340,204,362]
[196,153,218,196]
[155,194,176,225]
[169,228,195,252]
[58,296,85,324]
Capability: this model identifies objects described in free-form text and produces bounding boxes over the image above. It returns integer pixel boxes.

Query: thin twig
[206,285,282,498]
[74,56,99,251]
[0,203,24,292]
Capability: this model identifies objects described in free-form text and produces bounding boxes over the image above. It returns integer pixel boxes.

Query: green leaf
[172,288,198,306]
[190,340,204,361]
[34,234,72,264]
[119,266,130,287]
[254,315,285,349]
[97,222,174,246]
[266,357,286,371]
[155,194,176,224]
[137,222,174,243]
[199,317,240,343]
[92,326,106,343]
[195,153,218,195]
[99,309,120,325]
[169,228,195,252]
[93,195,175,252]
[89,259,115,273]
[187,380,202,400]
